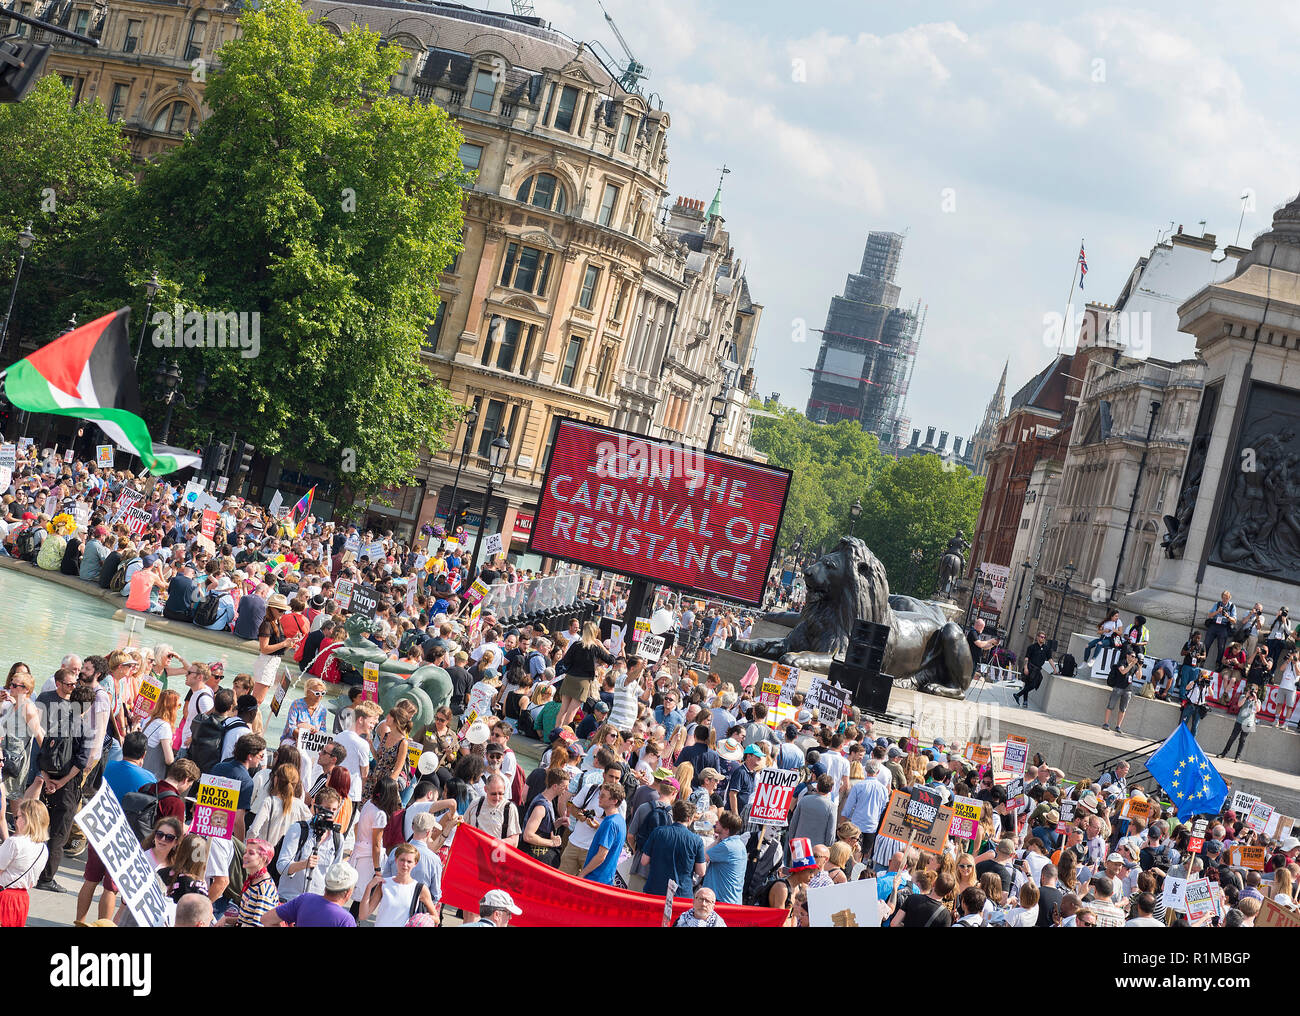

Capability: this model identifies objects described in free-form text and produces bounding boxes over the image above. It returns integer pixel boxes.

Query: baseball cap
[887,746,904,758]
[875,736,888,748]
[1205,839,1223,855]
[1281,836,1300,852]
[698,767,723,781]
[743,744,764,758]
[796,709,812,723]
[933,737,946,747]
[592,701,610,714]
[479,889,522,915]
[324,863,358,892]
[1106,852,1124,864]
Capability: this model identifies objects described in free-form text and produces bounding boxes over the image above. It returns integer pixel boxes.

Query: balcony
[1086,360,1204,401]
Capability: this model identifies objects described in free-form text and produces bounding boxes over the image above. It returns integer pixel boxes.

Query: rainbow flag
[290,485,315,536]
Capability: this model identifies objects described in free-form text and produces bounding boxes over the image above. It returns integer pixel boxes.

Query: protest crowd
[0,442,1296,929]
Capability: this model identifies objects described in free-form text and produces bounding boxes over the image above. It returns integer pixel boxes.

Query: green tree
[750,403,885,549]
[857,454,985,597]
[0,75,135,347]
[118,0,468,493]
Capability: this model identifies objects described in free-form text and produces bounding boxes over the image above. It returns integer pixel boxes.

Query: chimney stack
[952,436,963,457]
[938,431,949,453]
[910,429,920,447]
[925,426,936,447]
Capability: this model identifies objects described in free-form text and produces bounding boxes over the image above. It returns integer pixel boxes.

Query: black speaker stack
[832,618,894,715]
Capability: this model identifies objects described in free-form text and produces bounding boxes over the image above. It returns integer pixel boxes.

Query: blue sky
[526,0,1297,442]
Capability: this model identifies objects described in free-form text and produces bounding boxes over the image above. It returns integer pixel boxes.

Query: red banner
[530,420,790,606]
[442,824,786,927]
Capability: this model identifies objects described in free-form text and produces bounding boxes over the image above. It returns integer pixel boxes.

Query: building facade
[1025,229,1242,647]
[965,362,1007,479]
[21,0,765,559]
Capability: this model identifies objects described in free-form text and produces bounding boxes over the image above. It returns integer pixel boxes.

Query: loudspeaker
[831,660,893,714]
[845,619,890,671]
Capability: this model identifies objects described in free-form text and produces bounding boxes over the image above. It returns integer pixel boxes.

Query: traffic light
[204,441,229,474]
[237,442,255,474]
[456,504,469,525]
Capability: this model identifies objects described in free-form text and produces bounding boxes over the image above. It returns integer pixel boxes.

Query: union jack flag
[1078,242,1088,289]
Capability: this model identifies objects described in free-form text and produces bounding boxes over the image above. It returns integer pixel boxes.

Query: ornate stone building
[20,0,766,558]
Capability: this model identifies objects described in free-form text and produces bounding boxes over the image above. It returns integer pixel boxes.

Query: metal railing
[480,570,583,617]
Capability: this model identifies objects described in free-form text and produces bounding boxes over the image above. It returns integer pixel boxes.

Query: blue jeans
[1084,636,1112,662]
[1181,701,1204,736]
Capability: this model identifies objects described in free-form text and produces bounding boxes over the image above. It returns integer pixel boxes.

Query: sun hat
[719,738,743,761]
[464,720,491,745]
[266,592,290,611]
[324,863,358,892]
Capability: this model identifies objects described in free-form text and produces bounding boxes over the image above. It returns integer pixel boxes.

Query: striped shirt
[237,874,281,927]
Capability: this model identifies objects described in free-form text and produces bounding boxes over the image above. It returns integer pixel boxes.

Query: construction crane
[509,0,537,17]
[587,0,649,93]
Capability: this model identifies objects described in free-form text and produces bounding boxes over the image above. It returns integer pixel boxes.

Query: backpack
[193,592,223,629]
[383,809,408,850]
[15,526,41,562]
[186,705,225,773]
[510,762,528,808]
[742,828,785,906]
[38,733,74,777]
[121,786,180,842]
[273,820,343,880]
[1058,653,1077,677]
[110,556,138,592]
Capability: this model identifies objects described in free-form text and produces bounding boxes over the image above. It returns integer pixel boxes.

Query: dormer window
[516,173,567,214]
[469,68,496,111]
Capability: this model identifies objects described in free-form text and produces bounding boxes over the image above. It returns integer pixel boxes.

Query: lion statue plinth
[731,537,973,697]
[331,614,452,726]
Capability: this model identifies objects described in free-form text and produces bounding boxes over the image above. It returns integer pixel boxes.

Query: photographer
[966,619,997,676]
[1266,607,1292,674]
[1180,669,1212,737]
[274,788,345,901]
[1101,646,1139,734]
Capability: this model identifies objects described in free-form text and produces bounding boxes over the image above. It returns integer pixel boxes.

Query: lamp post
[443,405,478,537]
[1051,561,1077,650]
[0,222,35,357]
[1012,559,1033,635]
[154,359,207,443]
[468,430,510,580]
[707,390,727,452]
[134,272,161,368]
[849,498,862,538]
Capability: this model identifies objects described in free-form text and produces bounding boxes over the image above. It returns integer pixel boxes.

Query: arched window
[515,173,567,214]
[153,101,198,134]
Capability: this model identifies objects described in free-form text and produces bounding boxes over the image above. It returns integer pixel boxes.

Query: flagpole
[1056,238,1083,355]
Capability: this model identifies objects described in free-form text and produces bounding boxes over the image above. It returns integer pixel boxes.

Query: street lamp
[0,222,35,356]
[444,405,478,539]
[153,359,207,443]
[1051,561,1077,651]
[849,498,862,538]
[707,390,727,452]
[135,272,161,368]
[468,429,510,579]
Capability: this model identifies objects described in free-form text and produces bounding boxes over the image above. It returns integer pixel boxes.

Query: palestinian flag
[2,308,201,476]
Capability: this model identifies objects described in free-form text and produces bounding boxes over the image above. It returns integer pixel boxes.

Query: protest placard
[1258,897,1300,928]
[0,443,15,470]
[1228,844,1266,871]
[1247,799,1275,835]
[269,667,294,718]
[759,675,783,713]
[363,661,380,704]
[639,633,666,662]
[950,796,982,841]
[1184,878,1215,923]
[968,744,991,767]
[268,490,284,515]
[463,578,490,605]
[1231,790,1260,814]
[63,447,73,463]
[215,475,228,494]
[484,532,504,557]
[1123,797,1152,824]
[131,673,164,722]
[406,739,423,774]
[123,503,151,537]
[345,533,361,555]
[76,785,170,927]
[335,578,355,609]
[350,583,379,619]
[192,774,242,839]
[779,666,799,701]
[200,509,220,540]
[880,790,952,854]
[1002,735,1029,776]
[749,767,801,826]
[808,878,882,927]
[96,444,114,468]
[1161,875,1187,913]
[297,727,335,757]
[362,540,386,562]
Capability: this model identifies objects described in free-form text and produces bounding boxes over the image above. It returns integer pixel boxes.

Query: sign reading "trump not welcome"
[531,420,790,605]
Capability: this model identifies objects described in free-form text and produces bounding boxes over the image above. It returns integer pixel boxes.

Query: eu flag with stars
[1146,722,1228,817]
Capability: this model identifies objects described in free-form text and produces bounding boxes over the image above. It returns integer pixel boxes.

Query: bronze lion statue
[732,537,973,697]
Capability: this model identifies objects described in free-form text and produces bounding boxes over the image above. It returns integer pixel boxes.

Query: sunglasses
[154,831,177,843]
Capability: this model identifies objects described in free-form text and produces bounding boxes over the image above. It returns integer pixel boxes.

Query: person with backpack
[185,688,233,774]
[274,788,346,902]
[124,758,199,844]
[31,667,96,894]
[195,575,237,632]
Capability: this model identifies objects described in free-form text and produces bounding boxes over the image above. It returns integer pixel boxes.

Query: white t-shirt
[335,729,372,801]
[470,641,501,665]
[181,686,214,746]
[466,681,497,718]
[822,751,849,804]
